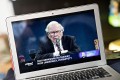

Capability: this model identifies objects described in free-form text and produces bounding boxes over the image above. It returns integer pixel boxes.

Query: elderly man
[36,21,80,59]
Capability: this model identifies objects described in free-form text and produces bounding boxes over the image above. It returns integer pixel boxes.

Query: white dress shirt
[53,40,64,56]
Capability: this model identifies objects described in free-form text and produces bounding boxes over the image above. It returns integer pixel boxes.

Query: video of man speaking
[12,10,101,73]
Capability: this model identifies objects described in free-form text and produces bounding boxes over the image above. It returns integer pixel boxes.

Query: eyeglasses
[48,30,63,35]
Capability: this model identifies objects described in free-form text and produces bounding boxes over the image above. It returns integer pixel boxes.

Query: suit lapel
[62,36,67,50]
[46,37,55,52]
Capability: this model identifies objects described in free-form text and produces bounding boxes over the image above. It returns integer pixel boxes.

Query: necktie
[56,41,62,55]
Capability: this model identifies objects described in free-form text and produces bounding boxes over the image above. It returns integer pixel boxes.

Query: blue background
[12,10,98,61]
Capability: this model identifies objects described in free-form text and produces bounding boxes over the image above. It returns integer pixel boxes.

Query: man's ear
[62,28,64,32]
[46,32,49,36]
[46,33,50,39]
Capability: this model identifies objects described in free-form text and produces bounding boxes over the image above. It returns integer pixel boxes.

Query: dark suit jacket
[36,35,80,59]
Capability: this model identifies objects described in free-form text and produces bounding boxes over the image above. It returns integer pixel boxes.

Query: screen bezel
[6,3,106,79]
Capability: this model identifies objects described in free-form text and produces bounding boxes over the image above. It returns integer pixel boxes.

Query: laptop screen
[12,9,101,73]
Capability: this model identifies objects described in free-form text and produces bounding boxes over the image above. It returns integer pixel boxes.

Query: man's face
[47,25,63,43]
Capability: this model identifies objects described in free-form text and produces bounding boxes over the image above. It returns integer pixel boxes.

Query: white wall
[0,0,14,35]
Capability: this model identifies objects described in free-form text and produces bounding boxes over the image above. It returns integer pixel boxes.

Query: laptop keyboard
[33,67,112,80]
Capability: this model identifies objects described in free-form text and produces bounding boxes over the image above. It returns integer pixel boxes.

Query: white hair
[45,21,64,32]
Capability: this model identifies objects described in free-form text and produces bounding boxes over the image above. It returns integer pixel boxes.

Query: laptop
[6,4,120,80]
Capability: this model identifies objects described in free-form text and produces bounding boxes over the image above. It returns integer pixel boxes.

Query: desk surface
[107,58,120,73]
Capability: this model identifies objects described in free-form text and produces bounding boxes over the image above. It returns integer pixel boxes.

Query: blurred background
[0,0,120,79]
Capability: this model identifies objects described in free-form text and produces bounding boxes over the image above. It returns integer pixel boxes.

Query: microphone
[56,38,61,55]
[56,38,60,46]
